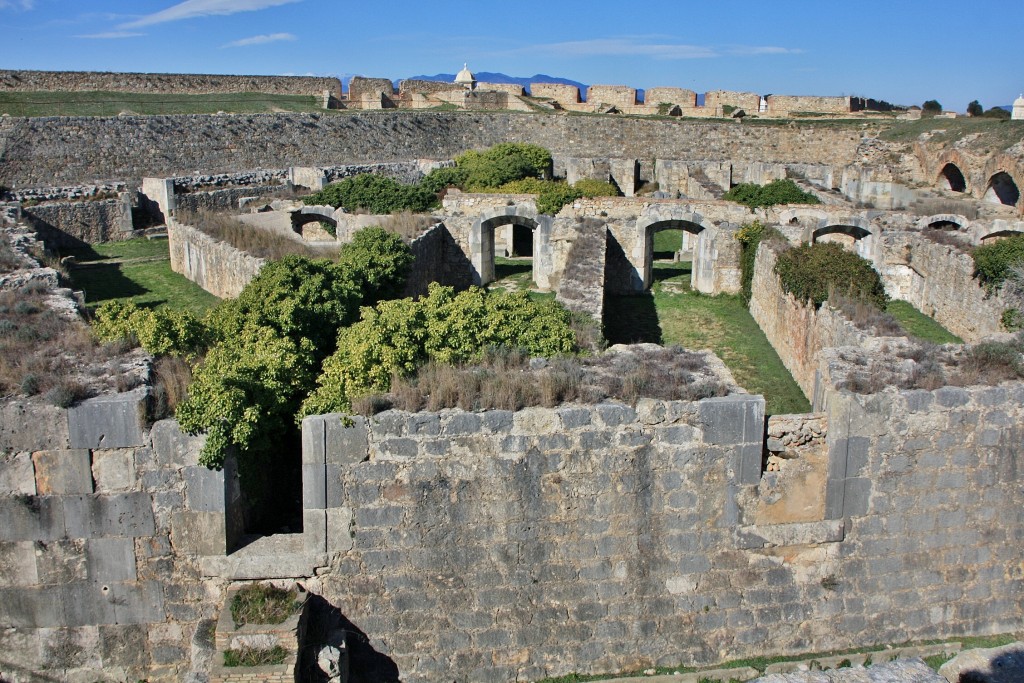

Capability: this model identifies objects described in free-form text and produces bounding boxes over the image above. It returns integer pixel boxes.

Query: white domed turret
[454,63,476,90]
[1013,94,1024,121]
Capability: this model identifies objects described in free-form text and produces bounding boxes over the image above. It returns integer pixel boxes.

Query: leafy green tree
[455,143,552,191]
[967,100,984,117]
[774,242,888,309]
[420,166,467,194]
[922,100,943,116]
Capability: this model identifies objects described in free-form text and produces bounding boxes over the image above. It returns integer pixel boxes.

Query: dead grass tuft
[181,210,326,260]
[353,344,729,416]
[377,211,438,242]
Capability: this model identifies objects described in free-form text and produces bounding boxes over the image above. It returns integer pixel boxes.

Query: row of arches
[938,163,1020,207]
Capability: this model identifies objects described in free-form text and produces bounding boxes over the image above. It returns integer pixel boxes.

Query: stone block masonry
[0,112,868,188]
[0,69,342,99]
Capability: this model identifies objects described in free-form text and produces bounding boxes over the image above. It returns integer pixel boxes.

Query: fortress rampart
[0,113,868,188]
[0,69,342,99]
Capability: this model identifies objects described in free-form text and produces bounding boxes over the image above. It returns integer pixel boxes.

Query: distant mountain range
[397,72,588,97]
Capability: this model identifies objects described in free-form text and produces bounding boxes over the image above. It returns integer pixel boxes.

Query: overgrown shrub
[723,179,821,210]
[572,178,620,197]
[300,284,577,417]
[774,242,887,309]
[735,221,785,306]
[499,178,583,215]
[420,166,467,194]
[455,143,551,191]
[335,227,414,302]
[972,234,1024,290]
[93,301,207,358]
[304,174,437,214]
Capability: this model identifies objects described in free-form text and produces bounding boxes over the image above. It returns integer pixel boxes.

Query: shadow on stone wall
[299,595,400,683]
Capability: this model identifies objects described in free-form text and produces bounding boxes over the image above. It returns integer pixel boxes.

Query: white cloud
[511,36,802,61]
[222,32,295,48]
[0,0,35,10]
[727,46,804,56]
[120,0,301,29]
[76,31,146,39]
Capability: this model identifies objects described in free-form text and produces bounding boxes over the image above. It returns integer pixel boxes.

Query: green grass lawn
[0,91,321,117]
[65,238,219,315]
[886,300,963,344]
[601,262,809,414]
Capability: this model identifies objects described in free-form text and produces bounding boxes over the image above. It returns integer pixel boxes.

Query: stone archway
[937,163,968,193]
[984,172,1021,206]
[471,206,552,289]
[636,211,719,293]
[811,218,875,260]
[916,213,970,231]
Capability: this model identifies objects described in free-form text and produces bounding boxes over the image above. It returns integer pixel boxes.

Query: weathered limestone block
[151,418,205,468]
[0,451,36,495]
[91,448,137,492]
[32,449,93,495]
[0,540,39,586]
[67,388,148,449]
[0,399,70,452]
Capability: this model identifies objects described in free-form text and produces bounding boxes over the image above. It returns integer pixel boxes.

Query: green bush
[735,221,765,306]
[972,234,1024,290]
[774,242,887,309]
[499,178,583,215]
[455,143,552,191]
[93,300,208,358]
[175,231,407,469]
[420,165,467,194]
[300,284,577,416]
[572,178,620,197]
[303,174,437,214]
[230,584,299,626]
[723,179,821,210]
[336,226,415,302]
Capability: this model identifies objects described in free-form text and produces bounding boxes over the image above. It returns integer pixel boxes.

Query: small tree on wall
[922,100,943,116]
[967,100,984,117]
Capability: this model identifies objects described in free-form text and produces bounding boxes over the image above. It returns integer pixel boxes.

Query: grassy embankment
[0,91,321,117]
[64,238,219,315]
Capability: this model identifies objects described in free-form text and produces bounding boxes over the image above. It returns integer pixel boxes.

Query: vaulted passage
[984,172,1020,206]
[938,163,967,193]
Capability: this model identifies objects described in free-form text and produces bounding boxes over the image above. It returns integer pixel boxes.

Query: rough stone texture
[752,659,943,682]
[645,87,698,108]
[0,399,70,452]
[0,69,341,98]
[67,387,148,449]
[768,96,852,117]
[347,76,396,107]
[530,82,581,104]
[23,194,135,248]
[705,90,762,115]
[878,234,1005,342]
[748,243,870,401]
[939,642,1024,683]
[0,113,868,188]
[402,223,475,297]
[587,85,638,107]
[167,218,263,299]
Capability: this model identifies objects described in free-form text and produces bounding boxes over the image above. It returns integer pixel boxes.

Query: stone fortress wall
[0,69,341,99]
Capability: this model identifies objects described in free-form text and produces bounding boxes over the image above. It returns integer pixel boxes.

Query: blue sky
[0,0,1022,110]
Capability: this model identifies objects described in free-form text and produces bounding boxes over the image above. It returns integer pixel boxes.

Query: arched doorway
[812,222,874,259]
[984,172,1021,206]
[471,209,551,289]
[636,214,719,293]
[937,163,968,193]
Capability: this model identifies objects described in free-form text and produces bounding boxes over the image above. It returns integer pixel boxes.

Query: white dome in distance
[454,63,476,87]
